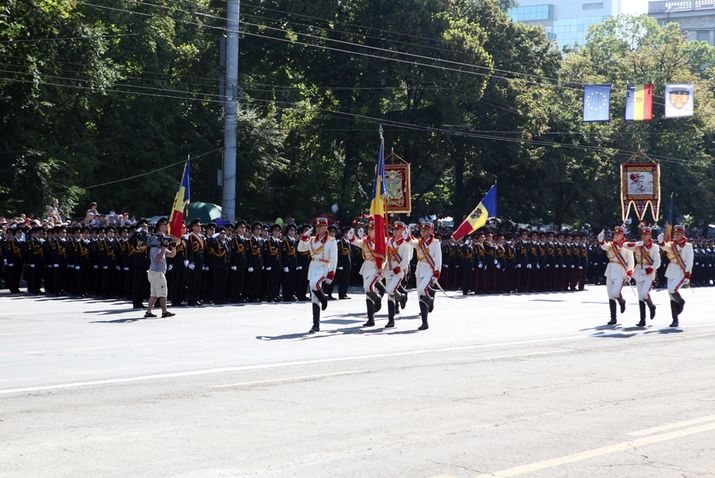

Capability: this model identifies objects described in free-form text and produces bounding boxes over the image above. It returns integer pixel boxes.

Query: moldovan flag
[625,83,653,121]
[169,160,190,239]
[452,184,497,242]
[369,127,387,269]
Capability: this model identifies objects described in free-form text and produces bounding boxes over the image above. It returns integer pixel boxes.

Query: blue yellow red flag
[169,160,191,239]
[369,126,387,269]
[452,184,497,242]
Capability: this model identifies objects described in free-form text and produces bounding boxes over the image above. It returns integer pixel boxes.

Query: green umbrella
[187,202,222,223]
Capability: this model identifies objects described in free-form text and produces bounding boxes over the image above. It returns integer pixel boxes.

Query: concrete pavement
[1,286,714,477]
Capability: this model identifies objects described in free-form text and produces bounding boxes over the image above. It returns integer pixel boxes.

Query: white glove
[517,264,522,269]
[168,264,173,271]
[296,266,302,271]
[357,227,365,239]
[496,263,501,270]
[657,233,665,243]
[478,262,484,269]
[247,267,254,272]
[54,263,59,268]
[683,278,690,286]
[203,266,209,271]
[183,260,189,267]
[571,265,575,269]
[103,266,109,270]
[93,265,98,269]
[526,264,532,269]
[283,267,289,272]
[231,266,238,271]
[123,267,129,271]
[597,230,605,242]
[444,265,449,268]
[555,264,559,269]
[115,265,121,271]
[346,229,355,241]
[75,266,80,271]
[579,266,583,270]
[337,267,344,270]
[305,227,314,236]
[2,259,6,265]
[402,228,410,240]
[537,264,541,269]
[494,259,499,265]
[30,264,36,268]
[188,263,196,270]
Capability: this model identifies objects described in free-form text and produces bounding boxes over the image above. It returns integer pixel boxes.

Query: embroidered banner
[621,163,660,222]
[385,163,411,214]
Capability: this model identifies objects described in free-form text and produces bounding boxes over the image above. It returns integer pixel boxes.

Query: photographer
[144,217,177,318]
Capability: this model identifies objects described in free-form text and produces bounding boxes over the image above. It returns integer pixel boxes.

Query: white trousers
[308,262,328,305]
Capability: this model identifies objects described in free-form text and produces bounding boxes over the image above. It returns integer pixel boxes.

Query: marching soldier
[349,218,386,327]
[407,222,442,331]
[297,217,337,333]
[623,226,660,326]
[335,226,353,299]
[381,221,413,328]
[598,226,634,325]
[323,225,339,300]
[281,224,298,302]
[657,225,694,327]
[186,219,205,307]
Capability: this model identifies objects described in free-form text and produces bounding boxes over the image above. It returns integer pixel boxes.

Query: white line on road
[212,370,366,389]
[474,422,715,477]
[627,414,715,437]
[0,335,584,395]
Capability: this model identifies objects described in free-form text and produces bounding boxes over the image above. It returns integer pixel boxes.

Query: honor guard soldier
[245,222,264,302]
[349,218,386,327]
[262,224,283,302]
[298,218,337,333]
[598,226,634,325]
[624,226,660,326]
[335,227,353,299]
[229,221,248,303]
[186,219,205,306]
[381,221,413,328]
[407,222,442,331]
[207,226,230,304]
[657,225,694,327]
[280,224,299,302]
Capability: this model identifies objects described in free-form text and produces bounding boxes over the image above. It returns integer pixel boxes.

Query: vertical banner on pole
[621,160,660,223]
[384,150,411,215]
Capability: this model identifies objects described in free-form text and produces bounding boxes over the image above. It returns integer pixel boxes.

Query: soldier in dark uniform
[504,234,517,293]
[295,224,311,301]
[554,232,566,291]
[186,219,205,306]
[494,233,507,292]
[245,222,264,302]
[473,232,487,293]
[526,231,539,292]
[201,223,216,302]
[25,227,44,294]
[543,232,555,292]
[78,226,93,297]
[128,219,149,308]
[281,223,299,301]
[460,237,474,295]
[228,220,248,303]
[101,226,119,298]
[574,233,588,291]
[335,226,353,299]
[207,226,230,304]
[515,229,529,292]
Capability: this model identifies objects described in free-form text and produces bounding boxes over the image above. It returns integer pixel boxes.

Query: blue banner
[583,84,611,122]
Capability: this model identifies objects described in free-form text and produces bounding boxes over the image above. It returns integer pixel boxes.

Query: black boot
[363,299,375,327]
[608,299,617,325]
[425,288,435,313]
[645,297,656,320]
[310,304,320,333]
[418,299,429,330]
[367,290,382,312]
[313,288,328,311]
[375,280,387,297]
[399,290,408,309]
[637,301,646,327]
[385,300,395,328]
[669,300,679,327]
[679,297,685,314]
[617,295,626,314]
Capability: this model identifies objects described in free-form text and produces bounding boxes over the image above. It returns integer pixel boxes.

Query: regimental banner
[621,162,660,223]
[384,163,411,214]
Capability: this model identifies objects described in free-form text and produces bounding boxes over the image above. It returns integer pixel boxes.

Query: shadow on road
[90,316,153,324]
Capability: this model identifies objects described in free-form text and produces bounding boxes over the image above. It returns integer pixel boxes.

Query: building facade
[648,1,715,45]
[509,1,624,49]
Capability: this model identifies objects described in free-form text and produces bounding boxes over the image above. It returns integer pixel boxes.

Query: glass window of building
[696,30,710,42]
[508,5,552,22]
[582,2,604,10]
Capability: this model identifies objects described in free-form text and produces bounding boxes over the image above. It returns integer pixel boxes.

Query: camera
[147,233,176,250]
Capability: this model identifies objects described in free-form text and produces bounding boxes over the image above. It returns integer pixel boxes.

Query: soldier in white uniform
[381,221,414,329]
[297,217,337,333]
[348,219,386,327]
[407,222,442,331]
[597,226,634,325]
[657,225,694,327]
[623,226,661,326]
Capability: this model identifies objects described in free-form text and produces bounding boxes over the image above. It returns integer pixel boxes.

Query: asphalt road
[1,286,714,477]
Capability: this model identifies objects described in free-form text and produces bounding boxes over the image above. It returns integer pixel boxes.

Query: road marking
[213,370,366,389]
[0,335,584,395]
[627,414,715,437]
[475,422,715,477]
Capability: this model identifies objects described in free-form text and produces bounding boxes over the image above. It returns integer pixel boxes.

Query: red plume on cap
[315,217,328,226]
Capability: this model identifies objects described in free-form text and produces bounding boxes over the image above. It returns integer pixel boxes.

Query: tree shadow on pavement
[84,308,139,315]
[90,316,153,324]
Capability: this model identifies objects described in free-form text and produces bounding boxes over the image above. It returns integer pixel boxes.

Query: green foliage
[0,3,713,231]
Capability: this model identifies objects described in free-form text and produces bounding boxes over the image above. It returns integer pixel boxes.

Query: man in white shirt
[623,226,661,326]
[597,225,634,326]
